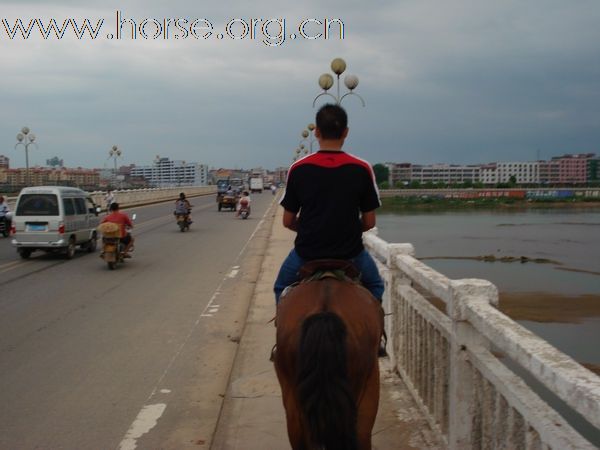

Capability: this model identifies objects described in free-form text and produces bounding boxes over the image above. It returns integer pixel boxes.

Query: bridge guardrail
[364,230,600,449]
[3,186,217,212]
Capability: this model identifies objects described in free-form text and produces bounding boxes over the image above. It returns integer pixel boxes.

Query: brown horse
[274,266,383,450]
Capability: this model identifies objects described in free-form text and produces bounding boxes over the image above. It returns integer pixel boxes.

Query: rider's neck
[317,137,345,152]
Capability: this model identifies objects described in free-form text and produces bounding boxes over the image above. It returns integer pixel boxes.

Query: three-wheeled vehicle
[216,179,239,211]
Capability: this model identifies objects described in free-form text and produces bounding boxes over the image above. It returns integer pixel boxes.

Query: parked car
[11,186,101,259]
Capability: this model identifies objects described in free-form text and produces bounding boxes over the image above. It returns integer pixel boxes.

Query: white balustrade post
[447,279,498,449]
[384,243,415,367]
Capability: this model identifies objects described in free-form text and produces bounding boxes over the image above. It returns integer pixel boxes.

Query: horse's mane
[297,311,358,450]
[275,277,382,450]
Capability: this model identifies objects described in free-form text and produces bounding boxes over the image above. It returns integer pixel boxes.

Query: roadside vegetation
[380,195,600,212]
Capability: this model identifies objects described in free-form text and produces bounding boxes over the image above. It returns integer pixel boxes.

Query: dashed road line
[116,199,277,449]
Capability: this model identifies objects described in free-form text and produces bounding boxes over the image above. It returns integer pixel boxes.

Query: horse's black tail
[297,311,358,450]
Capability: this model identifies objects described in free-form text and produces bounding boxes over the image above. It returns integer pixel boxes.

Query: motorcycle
[98,213,136,270]
[176,213,191,232]
[238,199,250,220]
[0,212,12,237]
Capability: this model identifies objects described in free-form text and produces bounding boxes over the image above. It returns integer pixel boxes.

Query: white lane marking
[159,389,171,394]
[118,200,277,448]
[227,266,240,278]
[201,291,220,317]
[118,403,167,450]
[0,260,32,274]
[198,201,273,319]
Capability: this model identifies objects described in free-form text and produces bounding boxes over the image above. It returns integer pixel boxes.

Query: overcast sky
[1,0,599,171]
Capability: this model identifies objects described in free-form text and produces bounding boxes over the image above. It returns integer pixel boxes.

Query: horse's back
[275,277,382,385]
[274,277,383,450]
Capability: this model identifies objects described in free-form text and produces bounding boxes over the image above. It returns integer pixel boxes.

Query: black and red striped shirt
[280,150,381,260]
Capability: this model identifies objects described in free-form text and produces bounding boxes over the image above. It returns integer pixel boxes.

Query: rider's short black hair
[109,202,120,211]
[179,192,186,199]
[316,104,348,139]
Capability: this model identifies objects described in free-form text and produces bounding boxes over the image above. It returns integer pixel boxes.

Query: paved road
[0,192,278,449]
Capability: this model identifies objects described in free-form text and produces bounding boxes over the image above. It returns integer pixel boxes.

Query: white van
[11,186,101,259]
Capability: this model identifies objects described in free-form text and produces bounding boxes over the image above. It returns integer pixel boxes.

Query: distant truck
[250,177,264,193]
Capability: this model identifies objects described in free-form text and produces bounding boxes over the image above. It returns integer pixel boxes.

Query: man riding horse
[272,104,386,449]
[274,103,384,313]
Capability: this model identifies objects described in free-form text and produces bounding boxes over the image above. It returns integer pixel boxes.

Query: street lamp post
[15,126,37,186]
[300,123,316,154]
[108,145,122,189]
[292,59,364,162]
[312,57,365,107]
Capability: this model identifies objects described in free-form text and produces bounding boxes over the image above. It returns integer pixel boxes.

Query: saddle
[298,259,361,283]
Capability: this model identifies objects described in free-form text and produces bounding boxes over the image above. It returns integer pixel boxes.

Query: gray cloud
[1,0,599,171]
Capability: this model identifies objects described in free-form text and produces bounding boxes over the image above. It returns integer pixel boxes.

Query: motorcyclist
[0,195,11,235]
[101,202,134,257]
[104,190,115,212]
[174,192,192,224]
[236,191,251,217]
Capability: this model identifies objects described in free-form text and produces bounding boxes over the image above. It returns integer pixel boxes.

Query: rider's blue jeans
[273,249,384,304]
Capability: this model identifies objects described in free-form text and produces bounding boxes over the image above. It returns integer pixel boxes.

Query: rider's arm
[361,210,376,232]
[282,209,298,232]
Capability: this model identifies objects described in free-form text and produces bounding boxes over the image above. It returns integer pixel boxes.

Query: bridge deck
[211,205,441,449]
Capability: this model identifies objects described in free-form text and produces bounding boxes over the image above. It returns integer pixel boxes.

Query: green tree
[46,156,64,168]
[379,181,390,189]
[409,180,421,189]
[372,164,390,186]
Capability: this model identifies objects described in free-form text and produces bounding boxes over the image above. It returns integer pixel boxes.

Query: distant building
[589,157,600,182]
[480,164,497,185]
[0,155,9,169]
[386,162,412,186]
[552,153,593,184]
[209,168,249,185]
[538,160,560,185]
[385,152,598,186]
[387,163,480,186]
[273,167,288,184]
[130,157,208,187]
[0,167,100,188]
[495,161,539,184]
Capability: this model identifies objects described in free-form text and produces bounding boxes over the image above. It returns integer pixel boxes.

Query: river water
[376,207,600,366]
[377,206,600,443]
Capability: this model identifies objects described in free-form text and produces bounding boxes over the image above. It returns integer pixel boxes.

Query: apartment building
[0,167,100,187]
[553,153,592,184]
[495,161,540,184]
[130,157,208,187]
[387,163,480,185]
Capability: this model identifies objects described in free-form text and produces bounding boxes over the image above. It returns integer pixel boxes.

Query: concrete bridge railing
[5,186,217,211]
[87,186,216,209]
[364,230,600,450]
